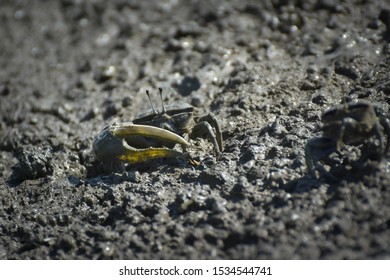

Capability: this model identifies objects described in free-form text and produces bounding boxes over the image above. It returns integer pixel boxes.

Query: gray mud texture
[1,0,390,260]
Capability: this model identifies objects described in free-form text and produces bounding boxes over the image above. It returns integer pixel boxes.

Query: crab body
[130,102,195,149]
[131,95,223,158]
[305,101,390,179]
[321,102,386,149]
[92,88,222,166]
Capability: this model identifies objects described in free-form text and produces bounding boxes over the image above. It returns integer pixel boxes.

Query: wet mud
[1,0,390,259]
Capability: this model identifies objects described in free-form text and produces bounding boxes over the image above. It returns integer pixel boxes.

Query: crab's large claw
[93,122,198,165]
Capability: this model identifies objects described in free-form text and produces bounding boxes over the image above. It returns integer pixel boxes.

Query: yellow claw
[93,122,197,165]
[118,147,188,163]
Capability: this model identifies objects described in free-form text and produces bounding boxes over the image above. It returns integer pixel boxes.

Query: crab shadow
[69,156,195,188]
[282,161,386,194]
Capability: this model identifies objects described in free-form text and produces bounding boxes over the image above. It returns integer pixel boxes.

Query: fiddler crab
[305,101,390,179]
[93,88,223,166]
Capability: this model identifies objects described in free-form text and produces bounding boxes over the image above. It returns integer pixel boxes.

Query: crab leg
[195,113,223,153]
[378,116,390,156]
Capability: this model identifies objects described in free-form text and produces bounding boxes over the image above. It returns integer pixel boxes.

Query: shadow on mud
[282,162,386,194]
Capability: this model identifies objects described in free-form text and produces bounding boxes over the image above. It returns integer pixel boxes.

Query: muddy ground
[1,0,390,259]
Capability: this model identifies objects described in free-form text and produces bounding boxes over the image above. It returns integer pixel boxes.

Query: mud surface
[1,0,390,259]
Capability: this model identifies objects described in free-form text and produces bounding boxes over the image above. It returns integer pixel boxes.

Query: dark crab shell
[134,102,194,122]
[133,102,195,134]
[321,101,378,125]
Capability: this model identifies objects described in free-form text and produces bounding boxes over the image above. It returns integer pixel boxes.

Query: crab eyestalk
[93,122,197,165]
